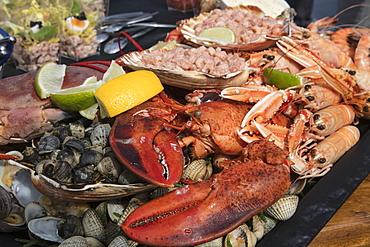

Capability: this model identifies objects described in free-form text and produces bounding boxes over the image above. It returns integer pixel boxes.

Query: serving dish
[2,0,370,246]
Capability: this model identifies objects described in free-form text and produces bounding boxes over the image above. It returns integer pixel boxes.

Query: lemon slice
[197,27,236,44]
[263,68,307,89]
[34,62,67,99]
[50,83,99,112]
[79,103,99,120]
[95,70,164,118]
[149,41,177,51]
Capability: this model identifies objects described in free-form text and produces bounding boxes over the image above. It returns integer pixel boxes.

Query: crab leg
[122,140,291,246]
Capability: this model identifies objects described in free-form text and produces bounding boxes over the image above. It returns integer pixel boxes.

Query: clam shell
[194,236,223,247]
[181,5,286,51]
[24,201,47,223]
[224,223,257,247]
[264,194,299,221]
[117,49,254,90]
[38,135,61,154]
[28,216,64,243]
[0,203,27,232]
[59,236,89,247]
[251,215,277,240]
[0,185,12,220]
[58,214,84,239]
[108,235,130,247]
[182,159,213,181]
[90,123,111,148]
[8,160,156,202]
[82,208,106,243]
[85,237,105,247]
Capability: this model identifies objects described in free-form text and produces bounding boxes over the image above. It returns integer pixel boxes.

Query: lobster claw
[110,114,184,187]
[122,140,291,246]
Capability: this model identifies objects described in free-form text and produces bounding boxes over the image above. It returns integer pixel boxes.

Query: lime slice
[34,62,67,99]
[149,41,177,51]
[263,68,306,89]
[197,27,236,44]
[50,83,99,112]
[102,60,126,83]
[79,103,99,120]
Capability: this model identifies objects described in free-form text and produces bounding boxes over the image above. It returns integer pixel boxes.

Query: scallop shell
[117,49,254,90]
[264,194,299,221]
[181,5,287,51]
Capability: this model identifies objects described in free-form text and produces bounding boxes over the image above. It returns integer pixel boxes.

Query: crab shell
[117,49,254,90]
[181,5,287,51]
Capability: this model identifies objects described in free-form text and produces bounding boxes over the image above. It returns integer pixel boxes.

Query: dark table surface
[2,1,370,247]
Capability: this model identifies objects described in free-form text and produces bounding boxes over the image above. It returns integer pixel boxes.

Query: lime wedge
[34,62,67,99]
[102,60,126,83]
[50,83,99,112]
[79,103,99,120]
[149,41,177,51]
[197,27,236,44]
[263,68,306,89]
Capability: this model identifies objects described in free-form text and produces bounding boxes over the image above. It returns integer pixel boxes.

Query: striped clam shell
[264,194,299,221]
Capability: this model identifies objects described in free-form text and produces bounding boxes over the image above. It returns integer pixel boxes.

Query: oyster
[181,5,288,51]
[117,47,254,90]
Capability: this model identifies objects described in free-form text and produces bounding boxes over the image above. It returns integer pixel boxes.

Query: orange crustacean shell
[181,5,288,51]
[117,48,255,90]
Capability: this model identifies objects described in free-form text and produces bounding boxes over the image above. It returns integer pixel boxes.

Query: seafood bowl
[180,5,288,51]
[118,47,255,90]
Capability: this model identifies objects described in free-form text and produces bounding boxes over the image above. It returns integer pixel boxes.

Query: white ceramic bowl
[220,0,290,18]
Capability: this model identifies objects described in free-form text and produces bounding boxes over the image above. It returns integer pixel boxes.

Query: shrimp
[354,33,370,70]
[289,23,356,69]
[330,27,369,59]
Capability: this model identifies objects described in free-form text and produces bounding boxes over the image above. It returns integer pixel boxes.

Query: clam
[58,236,89,247]
[82,208,106,243]
[0,203,27,232]
[96,156,123,182]
[90,123,111,148]
[57,214,84,239]
[251,214,277,240]
[38,135,61,154]
[108,235,130,247]
[73,164,96,184]
[24,201,47,223]
[224,223,258,247]
[56,148,79,168]
[63,137,87,153]
[0,185,12,220]
[264,194,299,221]
[79,149,104,167]
[69,122,85,139]
[11,168,43,207]
[194,236,223,247]
[117,47,254,90]
[28,216,65,243]
[181,5,288,51]
[182,159,213,181]
[39,195,90,217]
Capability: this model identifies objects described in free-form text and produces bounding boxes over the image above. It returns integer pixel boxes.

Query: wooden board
[309,173,370,246]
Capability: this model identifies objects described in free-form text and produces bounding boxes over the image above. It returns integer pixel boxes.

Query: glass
[166,0,201,14]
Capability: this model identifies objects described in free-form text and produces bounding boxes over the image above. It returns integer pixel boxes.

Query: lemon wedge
[34,62,66,99]
[95,70,164,118]
[197,27,236,44]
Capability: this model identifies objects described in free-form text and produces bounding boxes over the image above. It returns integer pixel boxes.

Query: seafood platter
[1,0,370,246]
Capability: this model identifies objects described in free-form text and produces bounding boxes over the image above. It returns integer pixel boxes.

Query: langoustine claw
[122,140,291,246]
